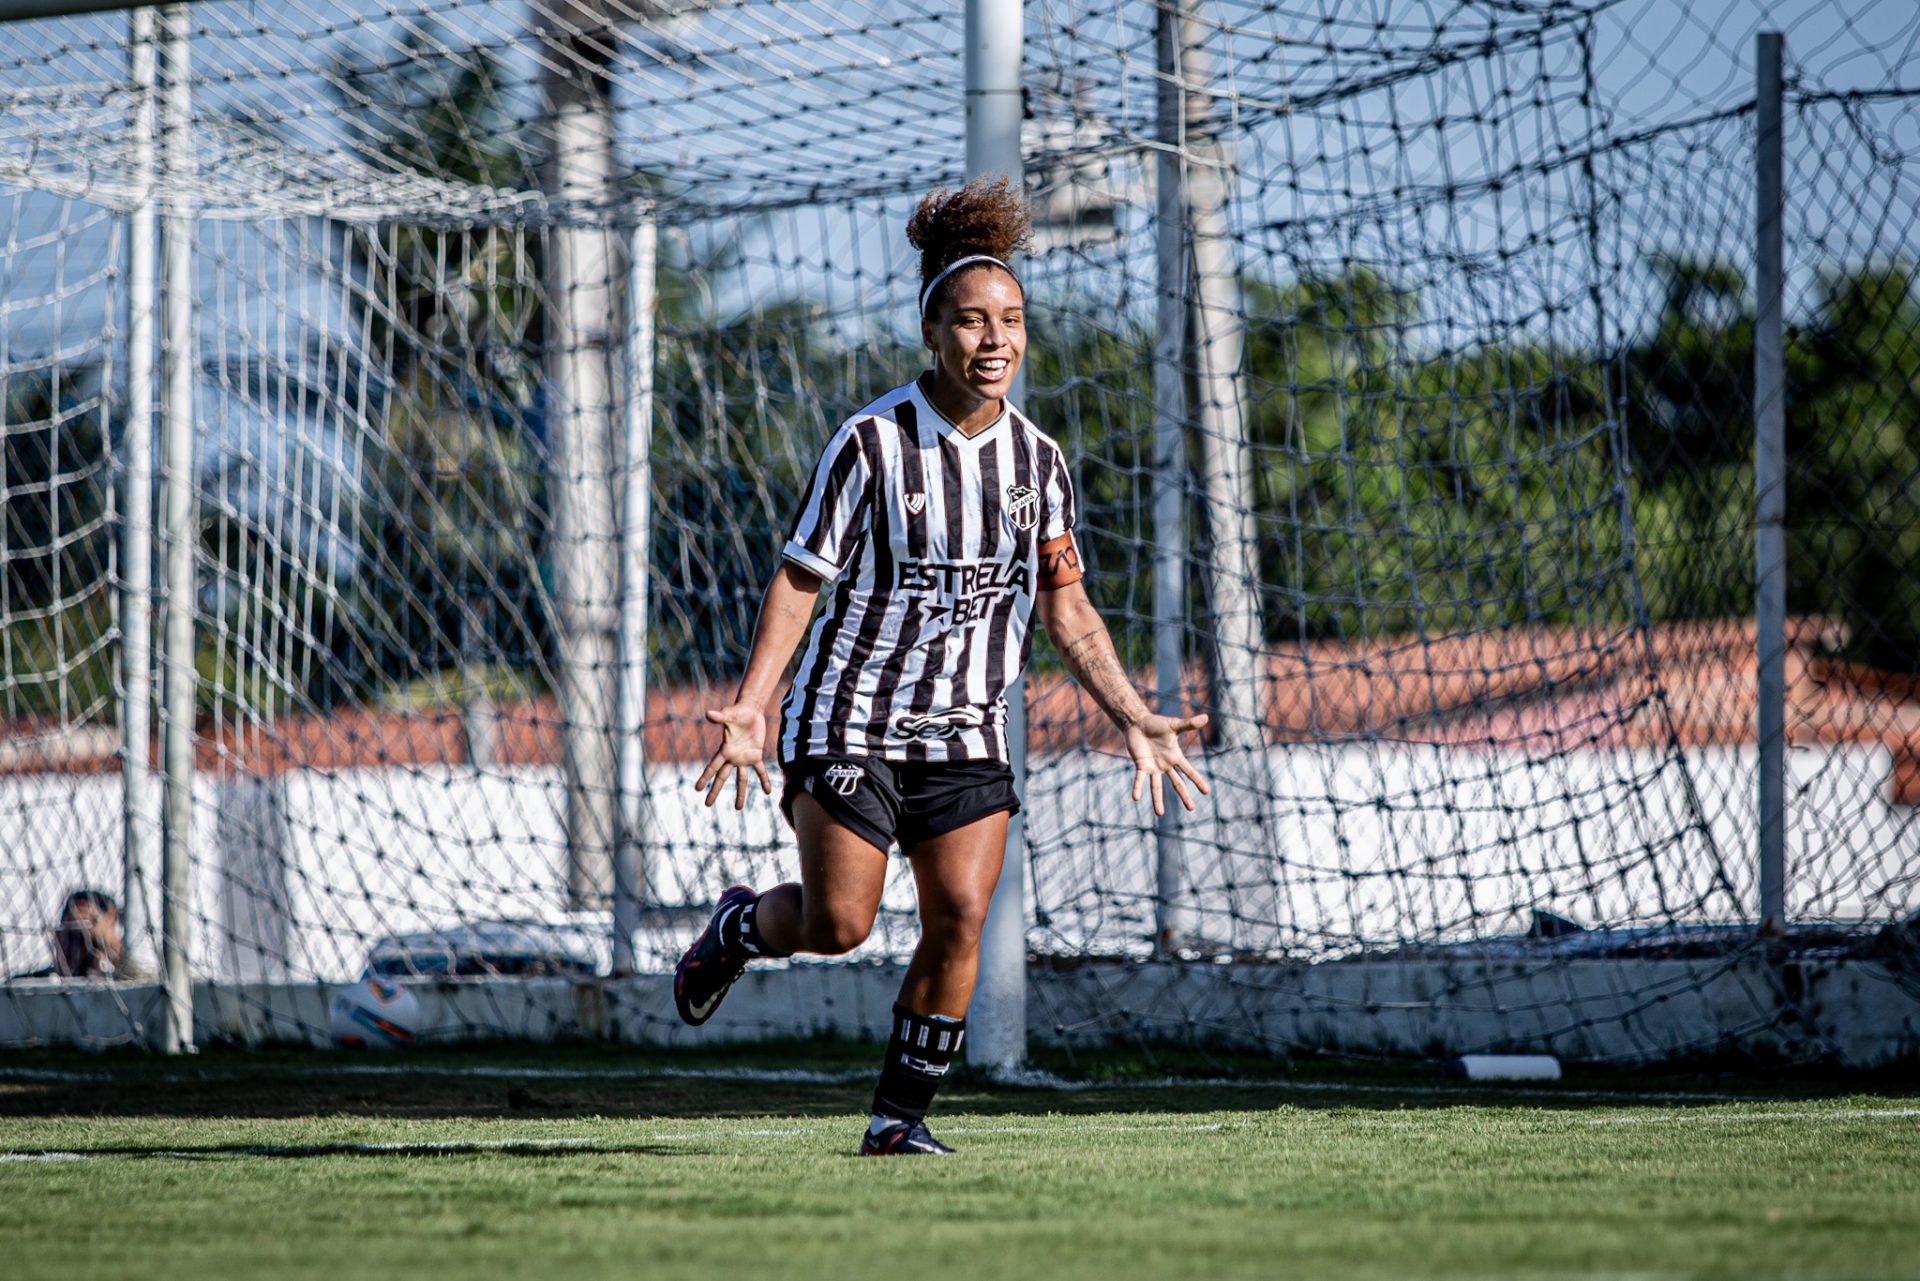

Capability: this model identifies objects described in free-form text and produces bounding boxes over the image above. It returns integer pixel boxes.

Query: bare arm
[1035,578,1151,729]
[1035,578,1210,816]
[694,561,824,809]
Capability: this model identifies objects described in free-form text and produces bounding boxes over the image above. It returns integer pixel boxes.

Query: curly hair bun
[907,176,1031,303]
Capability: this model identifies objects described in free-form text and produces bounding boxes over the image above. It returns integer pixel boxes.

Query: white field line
[941,1121,1232,1137]
[1341,1106,1920,1130]
[1581,1107,1920,1124]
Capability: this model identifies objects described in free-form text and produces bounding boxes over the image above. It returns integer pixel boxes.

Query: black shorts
[780,755,1021,855]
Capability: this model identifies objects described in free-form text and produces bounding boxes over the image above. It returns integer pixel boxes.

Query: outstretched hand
[694,704,773,810]
[1125,712,1211,817]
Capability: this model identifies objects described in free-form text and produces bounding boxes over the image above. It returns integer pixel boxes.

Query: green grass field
[3,1042,1916,1281]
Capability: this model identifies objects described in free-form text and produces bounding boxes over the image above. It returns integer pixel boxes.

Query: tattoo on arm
[1059,626,1150,730]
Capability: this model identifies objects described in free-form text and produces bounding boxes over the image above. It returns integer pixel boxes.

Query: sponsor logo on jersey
[887,706,987,741]
[896,559,1030,595]
[823,762,864,795]
[895,558,1032,628]
[1004,484,1040,531]
[905,492,927,515]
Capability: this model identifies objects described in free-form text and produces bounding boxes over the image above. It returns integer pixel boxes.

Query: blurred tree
[1787,261,1920,671]
[1240,269,1620,641]
[1621,255,1757,623]
[2,370,109,611]
[1023,310,1155,664]
[0,368,115,718]
[306,21,1920,710]
[650,295,917,684]
[333,32,554,707]
[1623,254,1920,671]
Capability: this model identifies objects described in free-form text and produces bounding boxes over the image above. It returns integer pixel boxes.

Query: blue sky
[0,0,1913,364]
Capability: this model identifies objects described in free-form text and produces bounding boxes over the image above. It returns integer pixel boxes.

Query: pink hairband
[918,254,1017,315]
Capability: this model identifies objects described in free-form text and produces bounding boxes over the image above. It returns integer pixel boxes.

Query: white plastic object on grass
[1449,1054,1563,1081]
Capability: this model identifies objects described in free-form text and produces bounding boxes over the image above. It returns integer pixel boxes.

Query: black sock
[871,1003,965,1123]
[718,893,787,958]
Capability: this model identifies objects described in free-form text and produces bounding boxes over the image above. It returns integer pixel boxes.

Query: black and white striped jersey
[779,377,1081,764]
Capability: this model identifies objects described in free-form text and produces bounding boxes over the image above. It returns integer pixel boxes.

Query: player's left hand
[1125,713,1211,817]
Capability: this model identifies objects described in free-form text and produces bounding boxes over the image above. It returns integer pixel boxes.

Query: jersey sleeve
[1036,445,1083,591]
[782,421,871,583]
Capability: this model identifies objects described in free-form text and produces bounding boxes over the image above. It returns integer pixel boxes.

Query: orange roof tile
[4,617,1914,801]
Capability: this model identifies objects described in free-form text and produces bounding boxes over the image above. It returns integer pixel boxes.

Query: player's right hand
[694,704,772,810]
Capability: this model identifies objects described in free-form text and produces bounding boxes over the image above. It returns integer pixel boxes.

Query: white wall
[2,743,1913,984]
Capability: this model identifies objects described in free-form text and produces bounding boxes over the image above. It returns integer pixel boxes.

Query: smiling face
[922,265,1026,411]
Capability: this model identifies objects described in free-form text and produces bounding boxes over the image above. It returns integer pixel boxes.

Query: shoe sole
[858,1145,957,1156]
[859,1133,956,1156]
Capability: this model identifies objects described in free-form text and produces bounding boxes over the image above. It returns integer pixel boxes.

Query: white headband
[918,254,1017,315]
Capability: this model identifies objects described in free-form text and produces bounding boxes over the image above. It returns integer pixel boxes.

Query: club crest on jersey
[1004,484,1040,532]
[905,492,927,515]
[823,763,864,796]
[888,706,987,741]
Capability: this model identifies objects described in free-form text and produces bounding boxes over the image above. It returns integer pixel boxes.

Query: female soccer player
[675,177,1210,1155]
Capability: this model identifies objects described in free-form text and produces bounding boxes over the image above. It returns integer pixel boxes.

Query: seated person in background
[11,889,146,981]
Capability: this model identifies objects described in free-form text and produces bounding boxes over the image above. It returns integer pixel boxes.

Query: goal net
[3,0,1917,1061]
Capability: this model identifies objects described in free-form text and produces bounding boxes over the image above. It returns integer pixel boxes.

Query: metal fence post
[612,210,657,976]
[1754,31,1788,936]
[964,0,1027,1072]
[542,20,622,911]
[1181,0,1264,755]
[157,0,196,1053]
[120,2,158,980]
[1152,0,1191,956]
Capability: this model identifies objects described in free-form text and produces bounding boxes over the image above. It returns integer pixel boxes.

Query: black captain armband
[1037,531,1083,591]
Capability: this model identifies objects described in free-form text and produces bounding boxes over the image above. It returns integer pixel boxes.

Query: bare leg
[752,793,890,957]
[896,811,1010,1017]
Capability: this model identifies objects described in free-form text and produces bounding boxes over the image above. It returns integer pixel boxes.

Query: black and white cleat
[672,885,757,1027]
[859,1117,957,1157]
